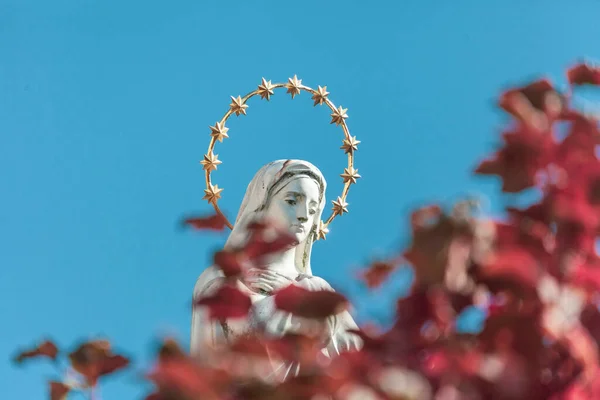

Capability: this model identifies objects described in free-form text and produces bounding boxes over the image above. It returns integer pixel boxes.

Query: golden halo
[201,75,361,241]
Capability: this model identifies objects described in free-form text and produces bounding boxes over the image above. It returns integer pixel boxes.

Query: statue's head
[260,171,323,246]
[225,160,327,274]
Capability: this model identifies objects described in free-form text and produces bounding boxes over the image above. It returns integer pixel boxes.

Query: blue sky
[2,0,600,398]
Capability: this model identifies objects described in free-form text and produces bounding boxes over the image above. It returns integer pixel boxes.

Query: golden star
[200,151,222,172]
[312,85,329,106]
[229,95,248,116]
[257,78,275,101]
[330,106,348,125]
[316,220,329,241]
[285,75,303,99]
[341,167,361,184]
[340,136,360,154]
[209,121,229,142]
[332,197,349,216]
[203,183,223,205]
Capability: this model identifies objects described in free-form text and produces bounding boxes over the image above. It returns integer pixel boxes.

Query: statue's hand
[244,268,294,295]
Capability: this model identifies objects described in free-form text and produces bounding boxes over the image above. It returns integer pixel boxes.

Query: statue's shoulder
[193,266,226,296]
[295,274,334,291]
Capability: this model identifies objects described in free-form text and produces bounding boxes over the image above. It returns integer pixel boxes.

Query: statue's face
[265,176,320,245]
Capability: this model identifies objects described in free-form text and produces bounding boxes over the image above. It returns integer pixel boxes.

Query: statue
[191,160,362,379]
[190,77,363,381]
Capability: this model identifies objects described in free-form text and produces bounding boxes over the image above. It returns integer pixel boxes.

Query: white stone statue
[191,159,362,380]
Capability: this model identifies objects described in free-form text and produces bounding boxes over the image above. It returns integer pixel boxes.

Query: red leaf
[556,113,600,168]
[556,222,596,257]
[243,230,298,260]
[194,284,252,319]
[499,79,564,128]
[273,284,348,319]
[157,338,188,363]
[68,340,130,385]
[403,206,473,287]
[500,79,556,112]
[396,289,434,326]
[265,333,323,364]
[479,312,544,359]
[49,381,70,400]
[410,204,443,229]
[228,336,270,358]
[496,214,552,265]
[147,359,227,399]
[580,303,600,348]
[548,163,600,232]
[570,259,600,293]
[359,261,398,289]
[99,354,129,376]
[182,213,228,231]
[472,247,541,295]
[474,129,555,193]
[213,249,246,278]
[13,339,59,364]
[449,292,475,314]
[567,62,600,86]
[506,204,554,250]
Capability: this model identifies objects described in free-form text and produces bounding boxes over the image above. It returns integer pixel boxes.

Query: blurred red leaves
[49,381,70,400]
[13,339,58,364]
[15,60,600,400]
[213,249,246,278]
[475,128,556,193]
[243,221,298,260]
[68,339,130,385]
[211,220,298,279]
[182,212,228,231]
[359,260,398,289]
[567,62,600,86]
[403,204,474,289]
[194,284,252,319]
[274,284,349,319]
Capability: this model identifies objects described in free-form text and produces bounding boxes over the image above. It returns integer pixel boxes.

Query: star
[257,78,275,101]
[341,167,361,184]
[200,151,222,172]
[316,220,329,241]
[229,95,248,116]
[312,85,329,106]
[209,121,229,142]
[340,136,360,154]
[285,75,303,99]
[332,197,349,216]
[203,183,223,205]
[330,106,348,125]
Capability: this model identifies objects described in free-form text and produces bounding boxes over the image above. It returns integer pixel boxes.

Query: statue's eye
[286,199,296,206]
[309,209,316,215]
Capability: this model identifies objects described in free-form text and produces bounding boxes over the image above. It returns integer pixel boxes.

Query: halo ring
[201,76,361,241]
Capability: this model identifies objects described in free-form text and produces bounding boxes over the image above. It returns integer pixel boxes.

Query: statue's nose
[297,216,308,223]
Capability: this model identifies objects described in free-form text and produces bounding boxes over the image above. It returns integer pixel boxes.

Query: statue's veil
[194,159,327,295]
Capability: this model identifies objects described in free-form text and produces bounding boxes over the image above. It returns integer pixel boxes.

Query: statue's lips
[291,225,305,232]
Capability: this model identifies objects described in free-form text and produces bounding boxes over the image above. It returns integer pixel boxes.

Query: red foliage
[194,284,252,319]
[13,339,59,363]
[15,60,600,399]
[242,220,298,260]
[49,381,70,400]
[210,219,298,280]
[567,62,600,86]
[68,339,130,385]
[182,212,228,231]
[273,284,349,319]
[359,260,398,289]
